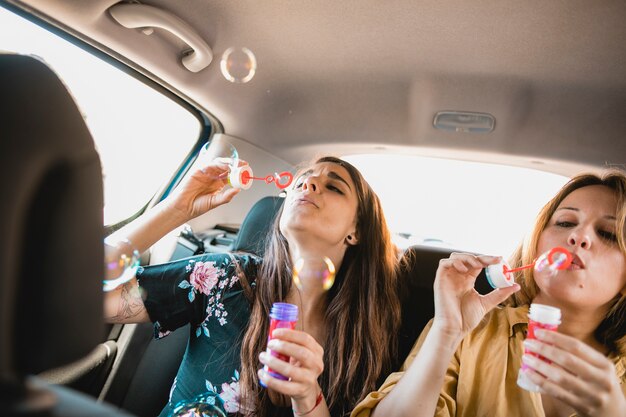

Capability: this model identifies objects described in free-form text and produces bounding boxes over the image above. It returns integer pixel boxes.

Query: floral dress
[137,252,262,417]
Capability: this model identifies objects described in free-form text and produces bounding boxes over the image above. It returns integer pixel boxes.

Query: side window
[0,7,202,225]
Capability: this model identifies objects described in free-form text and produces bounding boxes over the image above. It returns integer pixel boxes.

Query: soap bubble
[103,238,140,292]
[292,257,336,292]
[194,140,241,186]
[197,141,239,168]
[534,247,572,277]
[220,47,257,84]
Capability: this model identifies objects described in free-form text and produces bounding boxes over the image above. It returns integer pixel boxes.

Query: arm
[103,158,244,322]
[370,254,520,417]
[104,279,149,323]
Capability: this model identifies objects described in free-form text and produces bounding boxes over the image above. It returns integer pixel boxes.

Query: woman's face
[535,185,626,311]
[279,162,360,251]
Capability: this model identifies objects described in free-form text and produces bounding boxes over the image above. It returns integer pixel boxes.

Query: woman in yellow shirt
[352,170,626,417]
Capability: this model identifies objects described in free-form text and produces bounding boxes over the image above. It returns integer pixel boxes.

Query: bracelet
[293,390,323,416]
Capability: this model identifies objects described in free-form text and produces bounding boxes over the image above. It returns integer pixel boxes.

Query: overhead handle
[108,3,213,73]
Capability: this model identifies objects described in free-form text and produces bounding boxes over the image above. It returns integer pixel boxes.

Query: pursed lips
[296,196,319,208]
[568,253,585,270]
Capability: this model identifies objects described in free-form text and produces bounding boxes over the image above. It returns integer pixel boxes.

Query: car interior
[1,1,625,416]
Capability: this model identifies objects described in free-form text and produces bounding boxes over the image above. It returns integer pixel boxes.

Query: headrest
[232,196,284,257]
[0,54,104,381]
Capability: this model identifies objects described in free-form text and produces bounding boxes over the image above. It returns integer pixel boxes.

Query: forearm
[108,199,189,254]
[371,324,462,417]
[104,279,150,323]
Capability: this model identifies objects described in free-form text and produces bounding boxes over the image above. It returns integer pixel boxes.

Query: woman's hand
[433,253,520,338]
[521,329,626,417]
[166,158,246,221]
[258,328,327,415]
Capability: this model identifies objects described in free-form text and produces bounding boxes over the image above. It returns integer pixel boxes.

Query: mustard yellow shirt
[352,306,626,417]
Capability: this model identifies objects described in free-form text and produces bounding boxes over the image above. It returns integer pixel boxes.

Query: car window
[343,154,569,258]
[0,7,202,225]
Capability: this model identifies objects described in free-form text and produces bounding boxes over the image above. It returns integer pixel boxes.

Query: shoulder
[136,252,262,297]
[186,251,261,269]
[138,252,261,278]
[183,252,262,288]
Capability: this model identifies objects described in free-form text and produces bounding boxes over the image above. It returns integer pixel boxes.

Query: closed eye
[327,184,344,194]
[598,229,617,243]
[555,221,576,228]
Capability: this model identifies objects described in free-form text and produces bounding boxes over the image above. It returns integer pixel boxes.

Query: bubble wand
[229,164,293,190]
[485,246,573,289]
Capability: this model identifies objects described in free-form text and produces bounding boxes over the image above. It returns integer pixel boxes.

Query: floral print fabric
[137,252,261,417]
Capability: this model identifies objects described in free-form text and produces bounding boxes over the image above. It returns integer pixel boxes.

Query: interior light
[433,111,495,133]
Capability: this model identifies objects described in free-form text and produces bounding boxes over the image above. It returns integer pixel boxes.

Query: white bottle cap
[485,261,515,289]
[229,165,253,190]
[528,304,561,325]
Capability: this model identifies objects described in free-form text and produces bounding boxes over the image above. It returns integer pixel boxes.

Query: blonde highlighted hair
[507,169,626,355]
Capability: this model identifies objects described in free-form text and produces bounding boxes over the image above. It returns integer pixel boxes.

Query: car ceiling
[8,0,626,175]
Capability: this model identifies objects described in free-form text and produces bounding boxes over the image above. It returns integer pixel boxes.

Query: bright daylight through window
[343,154,569,258]
[0,7,201,225]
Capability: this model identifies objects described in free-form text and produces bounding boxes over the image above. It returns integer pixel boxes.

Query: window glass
[343,154,569,258]
[0,7,201,225]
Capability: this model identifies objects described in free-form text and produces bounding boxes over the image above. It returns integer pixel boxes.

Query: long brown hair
[238,156,401,416]
[507,169,626,355]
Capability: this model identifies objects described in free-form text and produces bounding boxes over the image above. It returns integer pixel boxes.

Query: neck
[286,287,326,335]
[284,242,346,341]
[532,295,608,353]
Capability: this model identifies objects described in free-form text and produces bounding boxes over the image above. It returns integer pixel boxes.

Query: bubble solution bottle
[260,302,299,387]
[517,303,561,392]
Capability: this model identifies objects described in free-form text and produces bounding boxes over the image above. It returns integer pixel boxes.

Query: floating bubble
[102,238,140,292]
[220,47,257,84]
[292,257,336,292]
[193,140,242,187]
[534,247,572,277]
[197,141,239,168]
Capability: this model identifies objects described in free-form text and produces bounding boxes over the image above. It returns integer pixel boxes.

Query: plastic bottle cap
[269,302,299,322]
[528,303,561,325]
[229,165,253,190]
[485,261,515,289]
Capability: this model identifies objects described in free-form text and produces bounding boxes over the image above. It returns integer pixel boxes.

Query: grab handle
[109,3,213,72]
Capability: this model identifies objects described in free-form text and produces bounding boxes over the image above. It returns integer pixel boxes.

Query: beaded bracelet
[293,391,324,416]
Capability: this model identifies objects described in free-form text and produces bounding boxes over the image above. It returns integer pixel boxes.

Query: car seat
[395,245,492,370]
[0,53,132,416]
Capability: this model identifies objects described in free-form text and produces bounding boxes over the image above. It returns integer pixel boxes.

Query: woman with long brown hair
[104,155,401,417]
[352,170,626,417]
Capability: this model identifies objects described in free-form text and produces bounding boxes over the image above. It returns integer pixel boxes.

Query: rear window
[0,7,201,225]
[343,154,569,258]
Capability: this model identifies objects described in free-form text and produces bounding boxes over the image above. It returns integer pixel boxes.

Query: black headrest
[0,54,104,381]
[396,245,491,368]
[232,196,284,257]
